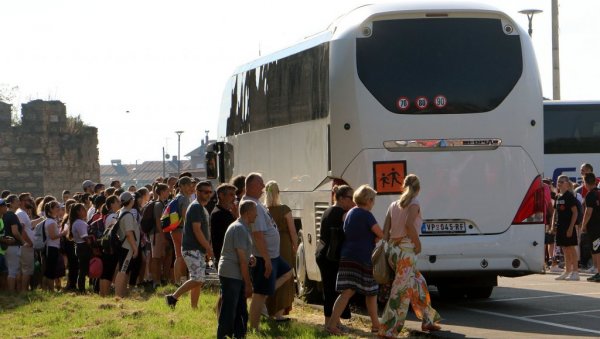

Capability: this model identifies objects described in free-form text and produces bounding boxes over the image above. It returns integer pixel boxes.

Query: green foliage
[0,84,20,126]
[65,114,89,134]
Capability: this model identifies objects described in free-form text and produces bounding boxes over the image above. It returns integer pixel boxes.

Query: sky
[1,0,599,165]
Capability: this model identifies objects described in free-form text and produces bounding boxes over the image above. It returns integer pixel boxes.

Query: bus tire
[295,232,321,303]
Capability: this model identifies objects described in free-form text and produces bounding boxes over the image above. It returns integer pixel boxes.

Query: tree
[0,84,20,126]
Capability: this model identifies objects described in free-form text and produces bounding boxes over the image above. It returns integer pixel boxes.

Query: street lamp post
[519,9,543,37]
[175,131,184,174]
[162,147,166,178]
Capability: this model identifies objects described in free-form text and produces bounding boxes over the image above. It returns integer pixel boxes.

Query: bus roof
[232,1,514,75]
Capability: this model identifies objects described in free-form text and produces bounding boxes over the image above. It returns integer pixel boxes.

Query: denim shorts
[251,256,291,296]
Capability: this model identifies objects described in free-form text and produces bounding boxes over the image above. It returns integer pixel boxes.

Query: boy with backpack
[166,176,195,285]
[114,192,139,298]
[143,183,170,289]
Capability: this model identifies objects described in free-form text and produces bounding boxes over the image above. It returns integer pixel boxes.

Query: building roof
[100,160,193,187]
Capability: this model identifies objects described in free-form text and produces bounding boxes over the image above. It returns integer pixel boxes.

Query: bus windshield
[356,18,522,114]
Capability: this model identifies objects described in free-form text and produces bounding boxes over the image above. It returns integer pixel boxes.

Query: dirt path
[290,299,428,338]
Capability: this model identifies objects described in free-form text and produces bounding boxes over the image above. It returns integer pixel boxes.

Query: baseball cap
[82,180,95,190]
[0,198,6,207]
[119,192,134,203]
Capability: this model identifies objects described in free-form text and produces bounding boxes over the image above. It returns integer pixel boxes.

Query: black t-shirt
[555,190,577,229]
[317,206,345,259]
[210,205,235,261]
[2,211,23,245]
[585,188,600,235]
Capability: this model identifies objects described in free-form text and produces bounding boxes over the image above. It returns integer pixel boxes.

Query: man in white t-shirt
[15,193,35,292]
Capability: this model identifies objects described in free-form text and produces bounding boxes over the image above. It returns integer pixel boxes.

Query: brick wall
[0,100,99,198]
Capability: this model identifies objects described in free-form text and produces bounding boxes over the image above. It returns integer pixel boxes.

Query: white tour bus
[544,101,600,184]
[207,2,545,299]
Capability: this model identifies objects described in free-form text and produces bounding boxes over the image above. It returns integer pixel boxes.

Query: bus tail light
[512,175,545,224]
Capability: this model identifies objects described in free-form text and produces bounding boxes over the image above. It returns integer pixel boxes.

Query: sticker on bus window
[434,95,447,109]
[396,97,410,111]
[416,96,428,110]
[372,161,407,195]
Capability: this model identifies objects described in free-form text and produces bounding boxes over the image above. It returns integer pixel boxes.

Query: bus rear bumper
[418,224,545,280]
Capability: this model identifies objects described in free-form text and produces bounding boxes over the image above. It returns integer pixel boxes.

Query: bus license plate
[422,222,466,234]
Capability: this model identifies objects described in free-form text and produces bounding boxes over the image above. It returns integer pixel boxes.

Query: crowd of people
[545,163,600,283]
[6,163,600,337]
[0,171,448,338]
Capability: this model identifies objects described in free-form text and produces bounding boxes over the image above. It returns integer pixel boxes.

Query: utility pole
[175,131,184,174]
[552,0,561,100]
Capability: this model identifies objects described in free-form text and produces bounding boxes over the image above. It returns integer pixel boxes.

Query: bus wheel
[466,286,494,299]
[296,232,321,303]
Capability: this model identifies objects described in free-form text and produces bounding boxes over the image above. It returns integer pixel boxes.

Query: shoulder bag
[372,211,393,284]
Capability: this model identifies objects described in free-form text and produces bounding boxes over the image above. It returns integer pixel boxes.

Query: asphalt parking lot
[413,270,600,338]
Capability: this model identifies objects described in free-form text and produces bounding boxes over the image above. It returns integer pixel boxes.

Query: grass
[0,284,351,339]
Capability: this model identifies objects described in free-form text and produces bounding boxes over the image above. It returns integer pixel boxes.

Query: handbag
[372,213,393,284]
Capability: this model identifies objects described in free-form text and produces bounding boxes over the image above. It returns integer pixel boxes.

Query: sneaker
[555,272,569,280]
[587,273,600,282]
[584,266,598,274]
[566,272,580,281]
[165,294,178,308]
[549,266,563,273]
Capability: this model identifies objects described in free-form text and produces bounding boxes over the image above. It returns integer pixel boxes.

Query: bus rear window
[356,18,522,114]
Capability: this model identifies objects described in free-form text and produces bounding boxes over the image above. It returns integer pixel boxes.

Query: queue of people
[546,163,600,283]
[0,171,448,338]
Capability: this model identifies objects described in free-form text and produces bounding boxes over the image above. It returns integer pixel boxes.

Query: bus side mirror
[206,152,217,179]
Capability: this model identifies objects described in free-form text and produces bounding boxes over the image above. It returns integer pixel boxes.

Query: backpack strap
[41,220,47,242]
[117,211,132,245]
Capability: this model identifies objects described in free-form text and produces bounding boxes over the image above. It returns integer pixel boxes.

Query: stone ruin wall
[0,100,99,198]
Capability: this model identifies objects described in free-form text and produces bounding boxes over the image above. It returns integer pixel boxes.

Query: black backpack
[140,201,157,234]
[88,214,105,241]
[98,211,131,255]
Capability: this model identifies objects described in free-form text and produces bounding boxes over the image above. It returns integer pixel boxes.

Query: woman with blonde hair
[553,175,580,281]
[264,180,298,321]
[326,184,383,335]
[379,174,441,338]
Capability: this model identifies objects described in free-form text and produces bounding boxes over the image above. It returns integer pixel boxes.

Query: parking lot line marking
[457,307,600,335]
[527,309,600,318]
[476,292,600,303]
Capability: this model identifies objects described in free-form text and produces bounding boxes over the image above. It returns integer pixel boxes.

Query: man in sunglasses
[165,181,214,309]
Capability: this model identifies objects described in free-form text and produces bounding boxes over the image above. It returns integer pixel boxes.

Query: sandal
[421,323,442,332]
[371,327,380,333]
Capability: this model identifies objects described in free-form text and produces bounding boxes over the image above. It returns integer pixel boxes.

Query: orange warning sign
[373,161,407,195]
